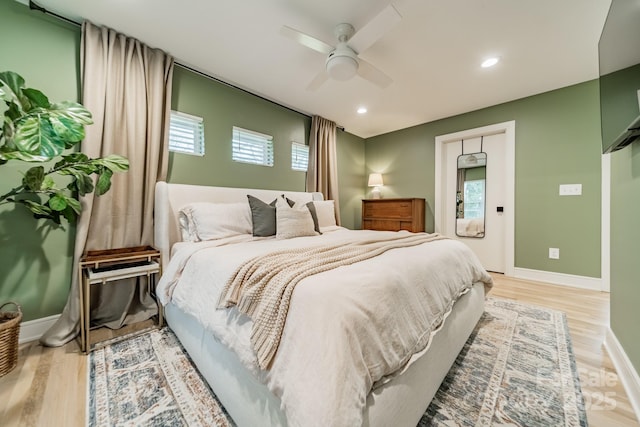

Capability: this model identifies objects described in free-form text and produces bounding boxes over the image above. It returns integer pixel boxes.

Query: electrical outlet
[559,184,582,196]
[549,248,560,259]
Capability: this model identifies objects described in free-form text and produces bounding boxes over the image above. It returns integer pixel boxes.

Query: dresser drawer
[362,200,413,218]
[361,198,426,233]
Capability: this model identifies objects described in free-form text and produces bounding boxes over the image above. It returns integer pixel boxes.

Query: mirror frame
[455,152,487,238]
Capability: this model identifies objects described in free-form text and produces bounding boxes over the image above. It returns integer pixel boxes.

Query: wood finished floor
[0,274,638,426]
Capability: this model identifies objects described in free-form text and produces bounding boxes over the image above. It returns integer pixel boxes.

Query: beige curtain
[41,21,174,346]
[306,115,341,225]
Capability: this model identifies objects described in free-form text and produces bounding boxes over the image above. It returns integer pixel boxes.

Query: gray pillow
[281,194,295,208]
[247,195,277,236]
[305,201,322,234]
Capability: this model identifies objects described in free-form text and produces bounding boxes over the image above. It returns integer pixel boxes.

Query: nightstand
[362,198,426,232]
[78,246,162,353]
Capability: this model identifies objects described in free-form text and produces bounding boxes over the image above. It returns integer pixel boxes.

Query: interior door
[443,134,506,273]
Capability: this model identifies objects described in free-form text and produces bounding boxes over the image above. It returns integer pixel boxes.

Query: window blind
[232,126,274,167]
[169,111,204,156]
[291,142,309,171]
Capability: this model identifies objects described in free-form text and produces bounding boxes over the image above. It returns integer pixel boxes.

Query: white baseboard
[512,267,603,291]
[19,314,60,344]
[605,328,640,421]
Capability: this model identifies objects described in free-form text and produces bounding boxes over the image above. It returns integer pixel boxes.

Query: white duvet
[157,228,493,427]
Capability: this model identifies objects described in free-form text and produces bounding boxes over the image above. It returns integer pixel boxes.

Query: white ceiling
[27,0,612,138]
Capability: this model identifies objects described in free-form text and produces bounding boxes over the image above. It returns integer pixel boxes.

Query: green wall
[611,145,640,373]
[169,67,310,191]
[608,63,640,373]
[365,80,602,278]
[168,66,366,229]
[0,1,80,322]
[336,130,366,229]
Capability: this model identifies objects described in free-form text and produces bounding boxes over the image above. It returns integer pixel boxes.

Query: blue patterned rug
[89,298,587,426]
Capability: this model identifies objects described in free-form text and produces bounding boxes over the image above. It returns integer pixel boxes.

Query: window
[463,179,485,219]
[232,126,274,167]
[291,142,309,172]
[168,111,204,156]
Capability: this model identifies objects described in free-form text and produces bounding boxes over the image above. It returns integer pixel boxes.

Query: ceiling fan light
[326,55,359,81]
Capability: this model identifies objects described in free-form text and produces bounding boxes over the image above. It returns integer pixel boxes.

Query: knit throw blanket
[218,232,448,369]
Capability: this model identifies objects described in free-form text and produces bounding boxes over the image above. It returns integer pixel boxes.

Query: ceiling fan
[280,4,401,90]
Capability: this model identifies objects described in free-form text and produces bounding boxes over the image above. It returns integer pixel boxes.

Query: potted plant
[0,70,129,376]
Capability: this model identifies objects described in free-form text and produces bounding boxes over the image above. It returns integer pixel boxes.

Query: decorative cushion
[276,197,317,239]
[312,200,337,229]
[247,195,278,237]
[178,211,199,242]
[179,202,252,241]
[305,201,322,234]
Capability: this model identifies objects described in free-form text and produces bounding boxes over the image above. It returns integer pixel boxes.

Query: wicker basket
[0,302,22,378]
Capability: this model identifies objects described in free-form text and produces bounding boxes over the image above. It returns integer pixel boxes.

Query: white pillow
[313,200,337,228]
[179,202,252,241]
[178,210,199,242]
[276,197,317,239]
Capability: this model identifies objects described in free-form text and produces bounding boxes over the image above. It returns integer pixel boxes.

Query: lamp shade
[368,173,383,187]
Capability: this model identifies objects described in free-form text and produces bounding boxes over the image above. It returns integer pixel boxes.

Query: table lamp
[368,173,384,199]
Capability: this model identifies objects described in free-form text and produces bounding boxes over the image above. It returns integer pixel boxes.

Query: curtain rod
[27,0,314,121]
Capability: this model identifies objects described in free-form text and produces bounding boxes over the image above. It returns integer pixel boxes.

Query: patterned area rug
[89,298,587,426]
[89,329,233,426]
[421,298,587,426]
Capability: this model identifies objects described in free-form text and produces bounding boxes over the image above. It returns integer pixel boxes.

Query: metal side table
[78,246,162,353]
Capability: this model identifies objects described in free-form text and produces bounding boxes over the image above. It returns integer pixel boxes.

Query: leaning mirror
[456,152,486,238]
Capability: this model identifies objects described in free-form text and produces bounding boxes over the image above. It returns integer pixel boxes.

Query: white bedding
[157,228,492,427]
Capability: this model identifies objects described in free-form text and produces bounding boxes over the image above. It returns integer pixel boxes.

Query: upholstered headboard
[154,181,324,270]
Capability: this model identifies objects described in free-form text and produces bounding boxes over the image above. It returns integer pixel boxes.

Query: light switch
[559,184,582,196]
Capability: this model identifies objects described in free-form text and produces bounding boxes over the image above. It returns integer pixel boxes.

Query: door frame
[434,120,515,276]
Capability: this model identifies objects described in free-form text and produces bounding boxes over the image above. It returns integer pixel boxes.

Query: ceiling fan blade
[280,26,333,55]
[357,58,392,89]
[306,70,329,91]
[348,4,401,54]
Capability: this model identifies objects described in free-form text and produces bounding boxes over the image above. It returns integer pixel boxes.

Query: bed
[456,217,485,237]
[154,181,492,427]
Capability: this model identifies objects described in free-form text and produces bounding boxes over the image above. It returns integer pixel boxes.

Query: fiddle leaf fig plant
[0,71,129,225]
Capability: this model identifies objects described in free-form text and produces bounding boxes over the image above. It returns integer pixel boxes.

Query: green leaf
[62,205,77,223]
[57,162,99,176]
[0,146,49,162]
[23,88,50,109]
[55,152,89,169]
[20,199,52,216]
[94,154,130,172]
[63,152,90,163]
[41,176,56,190]
[71,171,94,196]
[49,115,85,146]
[14,116,65,159]
[95,168,114,196]
[23,166,45,191]
[48,194,67,211]
[50,101,93,126]
[64,195,81,214]
[5,101,22,122]
[0,71,25,104]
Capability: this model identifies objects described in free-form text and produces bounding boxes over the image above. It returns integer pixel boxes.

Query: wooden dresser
[362,198,425,232]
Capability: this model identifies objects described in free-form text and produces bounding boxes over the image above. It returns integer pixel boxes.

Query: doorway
[435,121,515,275]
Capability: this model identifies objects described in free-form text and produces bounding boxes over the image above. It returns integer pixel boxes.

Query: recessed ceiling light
[357,107,367,114]
[481,57,500,68]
